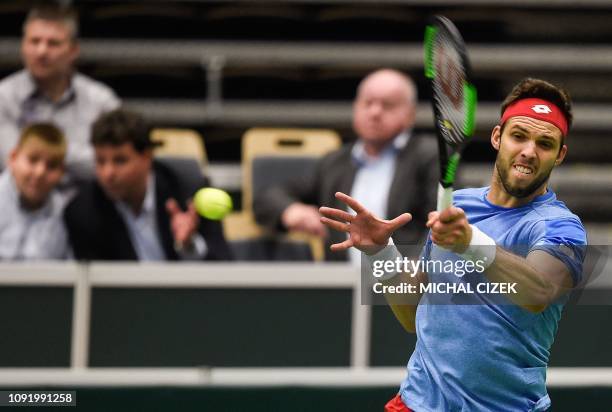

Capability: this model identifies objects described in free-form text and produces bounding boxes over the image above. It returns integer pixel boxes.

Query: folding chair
[151,128,208,170]
[224,128,341,261]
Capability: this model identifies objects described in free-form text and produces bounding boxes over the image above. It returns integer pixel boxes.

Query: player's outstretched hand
[319,192,412,254]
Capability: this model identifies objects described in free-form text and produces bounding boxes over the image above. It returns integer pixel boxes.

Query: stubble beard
[494,155,553,199]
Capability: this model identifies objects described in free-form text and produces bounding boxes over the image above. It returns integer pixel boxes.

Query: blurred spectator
[64,109,232,261]
[0,3,120,185]
[0,122,69,260]
[254,69,438,262]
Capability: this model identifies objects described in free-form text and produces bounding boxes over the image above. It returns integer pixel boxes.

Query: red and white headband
[500,98,568,136]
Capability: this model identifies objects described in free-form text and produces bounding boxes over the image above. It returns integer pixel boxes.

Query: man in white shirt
[0,3,119,184]
[254,69,438,261]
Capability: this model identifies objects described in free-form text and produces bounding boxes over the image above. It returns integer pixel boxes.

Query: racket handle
[437,183,453,212]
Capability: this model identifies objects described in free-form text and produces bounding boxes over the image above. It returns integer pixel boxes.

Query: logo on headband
[501,98,568,136]
[531,105,553,114]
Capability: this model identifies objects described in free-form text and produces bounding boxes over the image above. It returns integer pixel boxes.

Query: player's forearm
[389,304,418,333]
[365,245,423,333]
[382,272,425,333]
[486,247,561,312]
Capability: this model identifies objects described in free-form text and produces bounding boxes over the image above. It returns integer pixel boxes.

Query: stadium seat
[224,127,341,261]
[151,128,208,169]
[155,157,207,197]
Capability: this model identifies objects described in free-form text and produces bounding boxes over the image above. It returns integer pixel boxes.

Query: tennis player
[320,78,587,411]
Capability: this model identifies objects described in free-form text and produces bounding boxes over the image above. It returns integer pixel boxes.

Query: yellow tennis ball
[194,188,233,220]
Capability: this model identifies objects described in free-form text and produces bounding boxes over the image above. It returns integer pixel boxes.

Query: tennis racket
[424,16,477,212]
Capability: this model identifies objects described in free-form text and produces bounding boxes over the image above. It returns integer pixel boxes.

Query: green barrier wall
[90,288,353,367]
[1,285,611,368]
[0,287,72,367]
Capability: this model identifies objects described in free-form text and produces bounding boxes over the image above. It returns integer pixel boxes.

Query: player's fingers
[319,206,354,222]
[440,207,466,223]
[335,192,366,214]
[432,228,465,248]
[320,216,350,232]
[427,211,439,227]
[388,213,412,231]
[430,232,441,245]
[439,207,458,223]
[330,238,353,252]
[451,229,465,244]
[432,220,453,235]
[430,232,451,247]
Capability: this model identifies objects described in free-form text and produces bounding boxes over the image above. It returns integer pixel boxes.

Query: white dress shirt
[348,132,410,265]
[113,173,207,260]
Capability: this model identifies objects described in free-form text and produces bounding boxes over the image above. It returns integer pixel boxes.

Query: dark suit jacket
[253,133,438,261]
[64,160,232,261]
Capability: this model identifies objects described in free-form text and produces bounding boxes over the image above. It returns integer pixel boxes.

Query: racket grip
[437,183,453,212]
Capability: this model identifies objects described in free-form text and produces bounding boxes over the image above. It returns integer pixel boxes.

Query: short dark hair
[501,78,573,130]
[91,109,158,153]
[24,2,79,40]
[18,122,66,153]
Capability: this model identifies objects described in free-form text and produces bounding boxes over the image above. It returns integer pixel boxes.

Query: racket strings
[432,31,467,147]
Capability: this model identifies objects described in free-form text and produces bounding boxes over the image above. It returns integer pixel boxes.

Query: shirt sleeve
[529,218,587,286]
[176,233,208,260]
[421,233,434,261]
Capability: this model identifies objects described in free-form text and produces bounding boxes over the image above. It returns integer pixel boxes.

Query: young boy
[0,122,69,259]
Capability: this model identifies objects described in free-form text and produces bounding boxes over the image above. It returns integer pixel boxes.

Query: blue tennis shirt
[401,187,587,412]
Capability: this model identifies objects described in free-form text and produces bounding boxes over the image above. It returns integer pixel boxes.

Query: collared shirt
[114,174,167,261]
[348,131,410,265]
[0,69,120,182]
[113,173,207,261]
[0,171,69,260]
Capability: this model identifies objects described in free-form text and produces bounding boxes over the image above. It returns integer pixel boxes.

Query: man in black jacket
[254,69,438,262]
[64,109,232,261]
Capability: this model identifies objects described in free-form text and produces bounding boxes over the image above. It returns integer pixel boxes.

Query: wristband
[364,238,404,281]
[460,224,496,269]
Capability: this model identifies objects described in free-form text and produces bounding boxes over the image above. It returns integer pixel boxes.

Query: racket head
[424,15,477,190]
